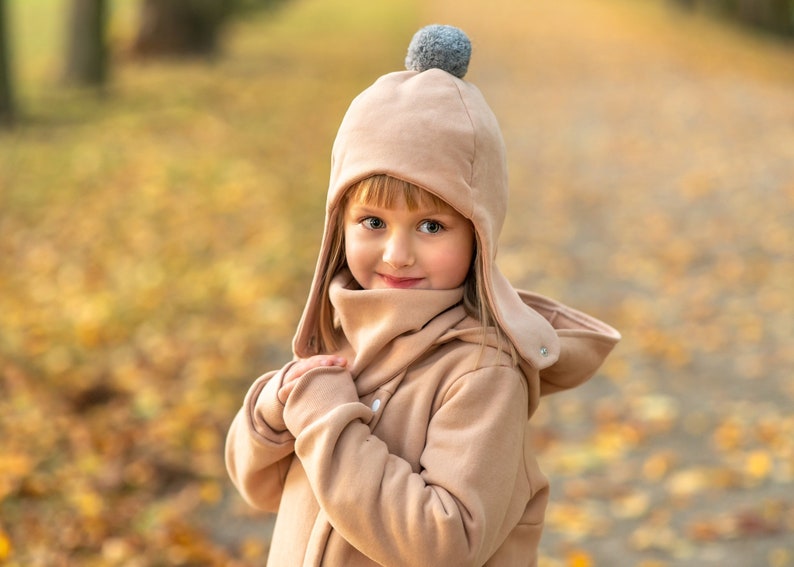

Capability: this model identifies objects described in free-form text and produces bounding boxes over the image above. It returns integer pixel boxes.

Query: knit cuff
[249,362,297,435]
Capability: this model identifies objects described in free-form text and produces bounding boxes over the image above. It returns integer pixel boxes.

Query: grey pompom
[405,25,471,79]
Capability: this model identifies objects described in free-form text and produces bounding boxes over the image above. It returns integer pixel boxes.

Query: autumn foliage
[1,0,793,565]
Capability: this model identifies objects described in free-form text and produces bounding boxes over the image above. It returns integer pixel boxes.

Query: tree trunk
[132,0,230,58]
[0,0,14,127]
[735,0,794,34]
[63,0,108,87]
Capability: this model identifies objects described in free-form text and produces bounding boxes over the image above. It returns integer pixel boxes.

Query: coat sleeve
[225,366,298,512]
[282,363,532,566]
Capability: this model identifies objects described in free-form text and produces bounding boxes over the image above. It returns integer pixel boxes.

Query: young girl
[226,25,620,566]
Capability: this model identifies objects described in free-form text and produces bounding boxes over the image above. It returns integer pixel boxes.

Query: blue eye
[419,220,443,234]
[363,217,385,229]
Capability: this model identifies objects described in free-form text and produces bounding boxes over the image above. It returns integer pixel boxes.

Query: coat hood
[293,25,619,375]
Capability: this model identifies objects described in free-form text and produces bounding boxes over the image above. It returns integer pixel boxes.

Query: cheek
[436,241,473,286]
[343,232,372,267]
[342,226,356,255]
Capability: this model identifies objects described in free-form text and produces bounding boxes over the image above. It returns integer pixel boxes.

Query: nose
[382,230,414,269]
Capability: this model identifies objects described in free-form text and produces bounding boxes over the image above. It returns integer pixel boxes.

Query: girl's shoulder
[414,329,522,385]
[433,316,516,367]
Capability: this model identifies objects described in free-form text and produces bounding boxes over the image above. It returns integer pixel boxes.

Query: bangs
[346,175,451,212]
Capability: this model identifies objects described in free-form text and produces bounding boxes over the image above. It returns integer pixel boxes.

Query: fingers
[278,355,347,404]
[285,356,347,383]
[277,381,297,405]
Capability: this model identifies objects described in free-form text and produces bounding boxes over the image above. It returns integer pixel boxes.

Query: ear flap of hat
[488,265,560,369]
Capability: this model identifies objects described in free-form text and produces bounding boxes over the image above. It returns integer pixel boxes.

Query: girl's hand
[278,355,347,404]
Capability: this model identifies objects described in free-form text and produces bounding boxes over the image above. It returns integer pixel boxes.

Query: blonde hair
[315,174,516,363]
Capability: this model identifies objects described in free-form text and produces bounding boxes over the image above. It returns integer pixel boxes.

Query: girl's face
[343,192,474,291]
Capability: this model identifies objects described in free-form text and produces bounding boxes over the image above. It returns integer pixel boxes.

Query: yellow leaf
[0,529,11,560]
[199,481,222,504]
[566,549,593,567]
[611,490,651,519]
[768,547,792,567]
[745,451,773,481]
[712,419,744,452]
[642,452,676,481]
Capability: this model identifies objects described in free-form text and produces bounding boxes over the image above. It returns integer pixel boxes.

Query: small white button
[371,399,381,412]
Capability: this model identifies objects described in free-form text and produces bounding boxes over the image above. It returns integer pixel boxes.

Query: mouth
[378,274,424,289]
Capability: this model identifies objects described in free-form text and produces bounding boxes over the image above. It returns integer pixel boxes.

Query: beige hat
[293,25,560,370]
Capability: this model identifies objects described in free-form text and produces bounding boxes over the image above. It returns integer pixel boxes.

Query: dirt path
[421,0,794,565]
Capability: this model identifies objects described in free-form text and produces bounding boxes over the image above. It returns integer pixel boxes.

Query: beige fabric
[227,272,619,565]
[228,58,620,566]
[292,69,582,370]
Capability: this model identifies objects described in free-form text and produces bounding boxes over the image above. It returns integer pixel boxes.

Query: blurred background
[1,0,792,565]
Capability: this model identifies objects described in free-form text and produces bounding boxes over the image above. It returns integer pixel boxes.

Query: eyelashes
[359,217,446,234]
[361,217,386,230]
[418,220,443,234]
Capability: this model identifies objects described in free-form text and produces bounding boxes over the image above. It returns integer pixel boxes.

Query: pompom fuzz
[405,25,471,79]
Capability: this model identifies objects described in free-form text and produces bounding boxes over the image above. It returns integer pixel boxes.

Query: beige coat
[226,272,619,566]
[227,33,619,565]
